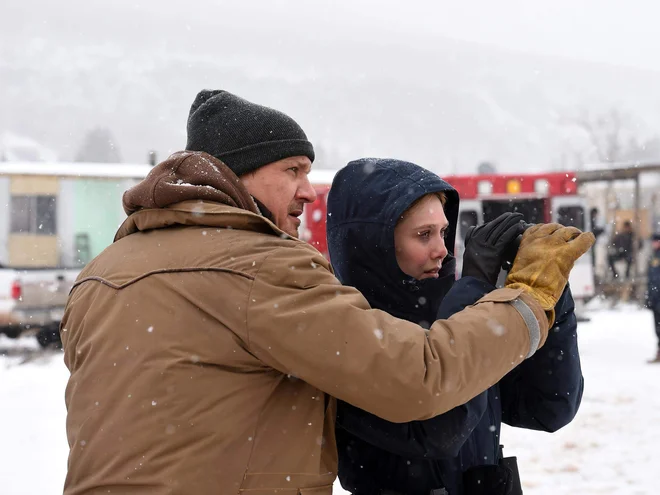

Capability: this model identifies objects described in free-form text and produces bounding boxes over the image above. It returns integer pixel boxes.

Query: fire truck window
[483,199,545,224]
[459,211,478,240]
[557,206,585,230]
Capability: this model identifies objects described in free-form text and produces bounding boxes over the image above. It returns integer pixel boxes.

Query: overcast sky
[401,0,660,72]
[272,0,660,72]
[3,0,659,167]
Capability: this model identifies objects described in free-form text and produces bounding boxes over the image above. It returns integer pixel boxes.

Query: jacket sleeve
[335,393,487,460]
[245,244,549,423]
[499,286,584,432]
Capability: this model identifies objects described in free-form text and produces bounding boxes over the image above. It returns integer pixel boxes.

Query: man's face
[241,156,317,237]
[652,240,660,251]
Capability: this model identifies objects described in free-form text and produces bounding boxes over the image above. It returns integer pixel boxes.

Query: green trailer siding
[73,179,125,261]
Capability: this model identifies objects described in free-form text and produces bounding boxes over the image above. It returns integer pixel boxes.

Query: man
[589,207,605,279]
[608,220,635,280]
[647,233,660,363]
[61,90,594,494]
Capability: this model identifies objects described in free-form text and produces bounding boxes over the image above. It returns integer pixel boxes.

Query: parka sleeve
[333,276,493,460]
[335,393,487,460]
[499,286,584,432]
[245,245,549,423]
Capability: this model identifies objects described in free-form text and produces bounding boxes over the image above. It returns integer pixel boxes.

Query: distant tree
[622,135,660,163]
[562,108,660,166]
[75,127,122,163]
[573,108,628,163]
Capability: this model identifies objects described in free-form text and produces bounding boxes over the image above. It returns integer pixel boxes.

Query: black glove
[462,212,528,286]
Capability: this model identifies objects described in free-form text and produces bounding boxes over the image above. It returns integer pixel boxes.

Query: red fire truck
[301,170,595,303]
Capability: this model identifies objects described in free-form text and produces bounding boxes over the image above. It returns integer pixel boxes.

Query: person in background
[608,220,635,280]
[589,207,605,279]
[646,232,660,363]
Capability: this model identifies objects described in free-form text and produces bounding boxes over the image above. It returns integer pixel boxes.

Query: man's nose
[297,177,318,204]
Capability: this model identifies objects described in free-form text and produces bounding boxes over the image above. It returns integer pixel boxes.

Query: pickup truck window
[10,195,57,235]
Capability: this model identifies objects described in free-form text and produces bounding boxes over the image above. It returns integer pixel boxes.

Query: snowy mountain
[2,0,660,173]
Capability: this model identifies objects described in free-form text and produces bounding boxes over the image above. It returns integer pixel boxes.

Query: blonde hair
[397,192,447,224]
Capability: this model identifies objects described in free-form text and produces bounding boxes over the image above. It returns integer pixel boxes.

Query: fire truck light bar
[506,180,522,194]
[534,179,550,195]
[477,180,493,195]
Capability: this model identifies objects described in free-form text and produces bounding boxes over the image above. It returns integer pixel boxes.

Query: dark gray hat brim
[210,139,315,176]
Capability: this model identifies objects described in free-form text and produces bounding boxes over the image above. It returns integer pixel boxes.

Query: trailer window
[10,195,57,235]
[557,206,585,230]
[459,211,478,240]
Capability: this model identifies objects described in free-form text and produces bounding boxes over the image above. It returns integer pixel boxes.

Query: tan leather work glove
[505,223,595,325]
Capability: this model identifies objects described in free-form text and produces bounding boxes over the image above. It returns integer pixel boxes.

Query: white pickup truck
[0,267,80,347]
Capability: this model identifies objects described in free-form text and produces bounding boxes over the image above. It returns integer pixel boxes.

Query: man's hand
[505,223,595,325]
[462,213,527,286]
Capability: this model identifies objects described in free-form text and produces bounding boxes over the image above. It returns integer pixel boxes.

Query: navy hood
[327,158,459,325]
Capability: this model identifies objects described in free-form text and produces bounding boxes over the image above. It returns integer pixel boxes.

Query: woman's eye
[418,231,430,239]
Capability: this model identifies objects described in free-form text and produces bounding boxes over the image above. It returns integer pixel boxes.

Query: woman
[327,158,582,495]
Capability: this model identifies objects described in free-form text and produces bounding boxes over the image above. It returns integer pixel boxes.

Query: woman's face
[394,194,449,280]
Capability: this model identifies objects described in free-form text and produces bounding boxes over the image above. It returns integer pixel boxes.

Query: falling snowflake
[487,319,506,336]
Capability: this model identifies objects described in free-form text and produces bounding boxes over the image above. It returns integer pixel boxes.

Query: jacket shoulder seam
[72,266,255,291]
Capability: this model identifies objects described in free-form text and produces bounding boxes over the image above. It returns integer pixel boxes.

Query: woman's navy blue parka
[327,158,583,495]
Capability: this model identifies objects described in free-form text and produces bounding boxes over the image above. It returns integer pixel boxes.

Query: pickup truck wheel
[2,328,21,339]
[36,327,62,350]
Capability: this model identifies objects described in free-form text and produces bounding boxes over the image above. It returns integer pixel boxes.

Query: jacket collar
[115,200,289,242]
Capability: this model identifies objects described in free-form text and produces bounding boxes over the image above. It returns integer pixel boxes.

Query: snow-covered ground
[1,303,659,494]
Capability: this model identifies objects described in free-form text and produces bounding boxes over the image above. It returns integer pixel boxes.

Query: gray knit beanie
[185,90,315,176]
